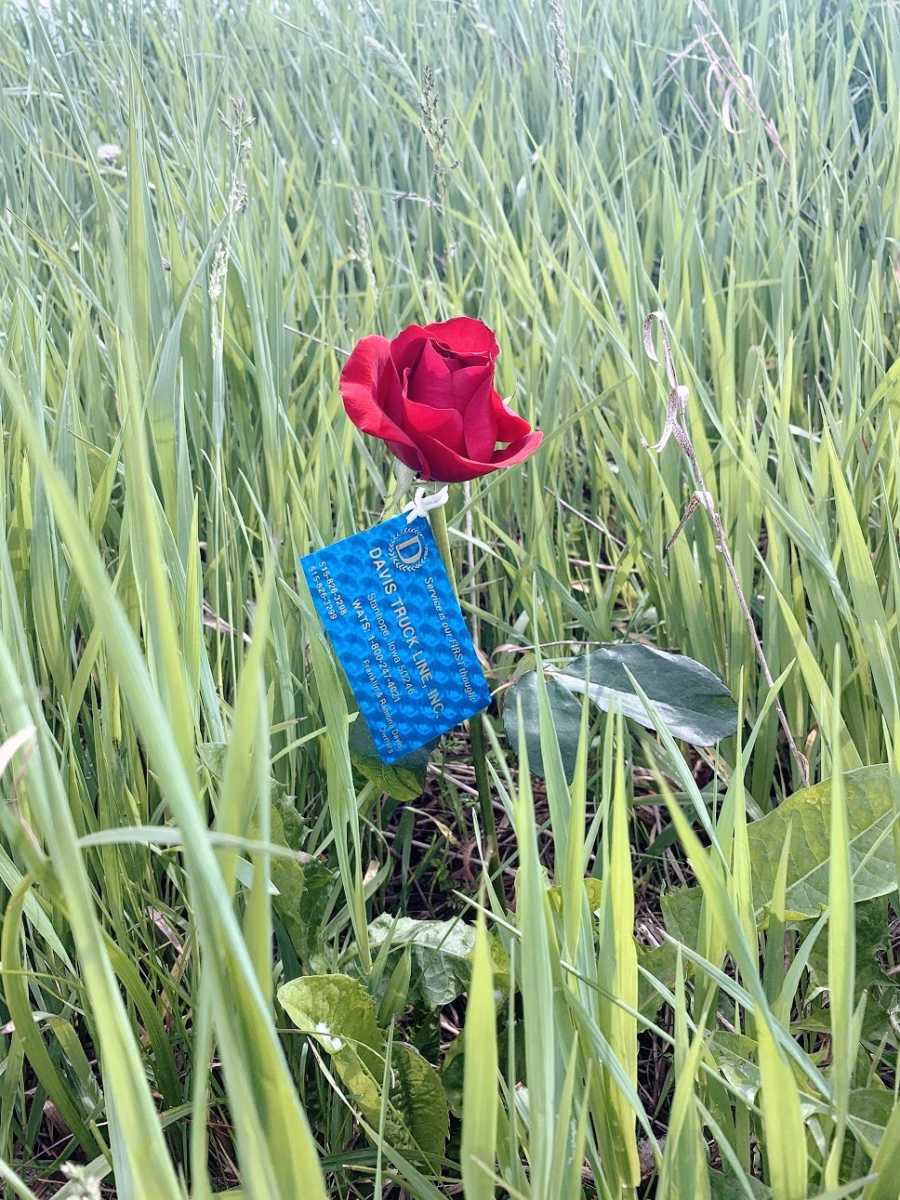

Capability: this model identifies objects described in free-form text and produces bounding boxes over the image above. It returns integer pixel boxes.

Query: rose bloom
[339,317,542,483]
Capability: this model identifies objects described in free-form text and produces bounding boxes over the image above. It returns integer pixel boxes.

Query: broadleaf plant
[277,973,449,1167]
[505,642,739,776]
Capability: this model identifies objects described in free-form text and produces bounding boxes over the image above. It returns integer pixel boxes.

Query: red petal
[422,316,499,361]
[340,335,424,471]
[414,428,543,483]
[491,390,533,442]
[389,324,430,374]
[402,374,466,454]
[491,429,543,469]
[407,343,492,413]
[407,340,451,405]
[448,363,494,405]
[463,376,498,461]
[387,440,425,473]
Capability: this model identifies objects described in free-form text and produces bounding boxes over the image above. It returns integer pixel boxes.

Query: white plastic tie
[404,485,450,524]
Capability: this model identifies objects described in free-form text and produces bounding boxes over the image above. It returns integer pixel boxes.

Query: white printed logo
[388,528,429,572]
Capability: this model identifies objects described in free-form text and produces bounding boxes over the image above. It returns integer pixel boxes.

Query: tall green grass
[0,0,898,1196]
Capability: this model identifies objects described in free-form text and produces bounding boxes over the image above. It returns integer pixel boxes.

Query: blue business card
[301,513,491,762]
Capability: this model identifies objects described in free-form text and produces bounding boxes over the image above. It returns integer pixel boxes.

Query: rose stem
[428,500,501,881]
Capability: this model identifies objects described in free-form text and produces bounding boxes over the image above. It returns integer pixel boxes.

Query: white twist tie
[404,485,449,524]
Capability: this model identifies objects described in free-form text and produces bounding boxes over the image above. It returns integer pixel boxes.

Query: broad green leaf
[749,765,896,918]
[848,1089,896,1155]
[369,913,475,954]
[661,886,704,948]
[547,876,604,915]
[369,916,470,1008]
[709,1171,770,1199]
[863,1098,900,1200]
[765,824,793,1018]
[368,914,508,1008]
[278,973,382,1073]
[348,716,431,802]
[805,897,894,998]
[268,808,305,922]
[269,808,335,962]
[505,643,738,776]
[390,1043,451,1166]
[554,644,737,743]
[636,940,680,1022]
[277,974,448,1164]
[664,767,897,927]
[503,669,582,779]
[196,761,335,962]
[274,793,306,853]
[711,1033,876,1137]
[712,1033,767,1108]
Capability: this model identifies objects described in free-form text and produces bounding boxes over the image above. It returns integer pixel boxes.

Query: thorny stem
[429,499,501,880]
[641,311,809,788]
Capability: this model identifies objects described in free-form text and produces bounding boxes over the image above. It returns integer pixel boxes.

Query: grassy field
[1,0,900,1196]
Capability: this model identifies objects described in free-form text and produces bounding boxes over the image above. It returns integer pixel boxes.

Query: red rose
[339,317,542,483]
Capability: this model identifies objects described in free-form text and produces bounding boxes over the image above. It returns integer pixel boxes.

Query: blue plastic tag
[301,513,491,763]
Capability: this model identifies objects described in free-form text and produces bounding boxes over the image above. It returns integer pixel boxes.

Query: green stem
[428,501,500,881]
[429,501,455,594]
[468,710,499,877]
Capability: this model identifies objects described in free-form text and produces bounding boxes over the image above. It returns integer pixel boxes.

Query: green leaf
[662,767,898,929]
[636,940,680,1022]
[461,912,499,1200]
[848,1088,897,1154]
[711,1033,766,1107]
[348,716,431,802]
[391,1043,450,1167]
[503,668,582,780]
[269,807,335,962]
[805,897,893,1000]
[711,1033,866,1132]
[863,1096,900,1199]
[661,886,704,948]
[756,1018,808,1199]
[279,973,383,1073]
[749,765,896,918]
[554,645,738,743]
[504,643,738,776]
[709,1170,770,1199]
[277,974,448,1165]
[368,913,508,1009]
[547,876,604,916]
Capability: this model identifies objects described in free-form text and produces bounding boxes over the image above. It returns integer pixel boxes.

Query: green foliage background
[0,0,899,1196]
